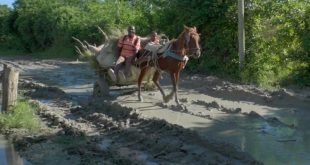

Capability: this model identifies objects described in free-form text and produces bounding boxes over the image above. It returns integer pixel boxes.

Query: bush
[0,0,309,86]
[242,0,310,87]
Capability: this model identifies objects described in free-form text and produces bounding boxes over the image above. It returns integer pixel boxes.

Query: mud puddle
[1,57,310,164]
[195,112,310,165]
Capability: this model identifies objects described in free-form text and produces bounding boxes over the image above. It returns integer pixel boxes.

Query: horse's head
[183,26,201,59]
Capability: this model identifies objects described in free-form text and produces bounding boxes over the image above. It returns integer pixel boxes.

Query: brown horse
[137,26,201,104]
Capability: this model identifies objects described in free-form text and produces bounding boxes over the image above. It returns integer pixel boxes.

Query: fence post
[2,64,19,112]
[238,0,245,69]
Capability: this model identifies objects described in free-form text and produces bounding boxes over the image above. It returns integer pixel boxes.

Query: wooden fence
[1,64,19,112]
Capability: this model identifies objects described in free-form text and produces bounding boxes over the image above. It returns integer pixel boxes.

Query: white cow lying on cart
[73,27,168,97]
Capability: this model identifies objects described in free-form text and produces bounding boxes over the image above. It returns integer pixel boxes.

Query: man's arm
[134,37,141,53]
[117,36,125,58]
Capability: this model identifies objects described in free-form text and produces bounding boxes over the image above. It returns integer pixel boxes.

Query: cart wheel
[93,77,110,97]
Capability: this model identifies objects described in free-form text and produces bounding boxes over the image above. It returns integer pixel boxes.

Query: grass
[30,45,77,59]
[0,44,78,60]
[0,100,41,131]
[0,48,26,56]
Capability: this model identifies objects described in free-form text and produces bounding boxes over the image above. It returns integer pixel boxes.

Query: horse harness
[159,43,188,61]
[135,42,188,72]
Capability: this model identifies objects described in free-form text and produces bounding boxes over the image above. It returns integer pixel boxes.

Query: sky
[0,0,15,7]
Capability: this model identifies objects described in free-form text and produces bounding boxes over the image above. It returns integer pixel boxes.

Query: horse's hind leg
[152,70,166,101]
[138,67,149,102]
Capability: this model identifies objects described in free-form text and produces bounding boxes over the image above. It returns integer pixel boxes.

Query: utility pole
[238,0,245,69]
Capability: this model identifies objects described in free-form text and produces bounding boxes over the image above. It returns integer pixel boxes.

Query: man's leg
[124,56,135,77]
[115,56,125,75]
[115,56,126,82]
[108,56,125,82]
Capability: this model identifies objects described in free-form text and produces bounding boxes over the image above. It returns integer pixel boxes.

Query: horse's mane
[173,30,187,56]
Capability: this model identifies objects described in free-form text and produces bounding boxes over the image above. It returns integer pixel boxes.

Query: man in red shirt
[108,26,141,82]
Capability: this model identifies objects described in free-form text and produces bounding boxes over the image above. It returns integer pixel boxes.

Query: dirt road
[1,56,309,164]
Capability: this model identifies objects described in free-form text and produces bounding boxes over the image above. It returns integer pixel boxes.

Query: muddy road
[1,56,310,164]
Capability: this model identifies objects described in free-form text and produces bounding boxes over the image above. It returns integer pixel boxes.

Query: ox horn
[97,26,109,44]
[72,36,87,51]
[83,40,103,54]
[74,45,84,57]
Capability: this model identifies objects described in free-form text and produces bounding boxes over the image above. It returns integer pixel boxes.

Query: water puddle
[199,112,310,165]
[0,135,31,165]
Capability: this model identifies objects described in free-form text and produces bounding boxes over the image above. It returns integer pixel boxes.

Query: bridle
[184,31,201,57]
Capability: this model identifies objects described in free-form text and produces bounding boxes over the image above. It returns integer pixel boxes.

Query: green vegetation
[0,100,41,131]
[0,0,309,87]
[242,0,310,87]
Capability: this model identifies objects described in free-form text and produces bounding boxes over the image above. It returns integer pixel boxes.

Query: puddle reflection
[0,136,31,165]
[198,113,310,165]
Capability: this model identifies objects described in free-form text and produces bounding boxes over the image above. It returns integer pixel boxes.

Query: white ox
[72,27,162,95]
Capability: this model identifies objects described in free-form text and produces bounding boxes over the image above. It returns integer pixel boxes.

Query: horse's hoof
[138,96,144,102]
[163,96,170,103]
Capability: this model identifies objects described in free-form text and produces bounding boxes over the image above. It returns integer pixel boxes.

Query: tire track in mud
[79,99,262,164]
[154,99,242,120]
[14,80,262,165]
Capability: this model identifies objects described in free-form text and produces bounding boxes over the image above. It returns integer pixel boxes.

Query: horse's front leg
[174,72,180,105]
[152,70,166,101]
[167,72,180,104]
[138,66,149,102]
